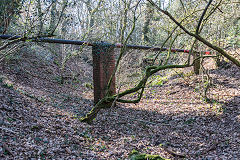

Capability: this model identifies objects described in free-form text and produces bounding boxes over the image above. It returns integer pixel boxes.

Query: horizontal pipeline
[0,34,89,46]
[1,34,211,54]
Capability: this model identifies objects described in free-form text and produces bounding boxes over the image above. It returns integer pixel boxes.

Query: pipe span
[0,34,192,53]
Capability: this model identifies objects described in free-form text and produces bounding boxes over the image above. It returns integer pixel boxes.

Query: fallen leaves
[0,50,239,159]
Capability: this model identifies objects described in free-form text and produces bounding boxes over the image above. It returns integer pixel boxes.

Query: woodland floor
[0,48,239,160]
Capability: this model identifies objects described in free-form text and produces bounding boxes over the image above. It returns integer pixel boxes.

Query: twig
[0,43,24,61]
[110,84,122,108]
[2,143,14,156]
[0,37,26,51]
[196,0,213,35]
[197,141,219,155]
[0,127,17,134]
[147,0,240,67]
[162,145,186,158]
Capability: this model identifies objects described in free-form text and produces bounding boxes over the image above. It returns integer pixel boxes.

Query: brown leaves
[0,48,239,159]
[2,142,14,156]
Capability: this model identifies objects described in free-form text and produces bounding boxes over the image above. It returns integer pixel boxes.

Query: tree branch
[147,0,240,67]
[196,0,213,35]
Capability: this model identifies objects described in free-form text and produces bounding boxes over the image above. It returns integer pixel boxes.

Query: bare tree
[147,0,240,67]
[142,1,154,43]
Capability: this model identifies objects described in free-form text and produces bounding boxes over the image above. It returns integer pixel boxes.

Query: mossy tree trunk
[142,2,154,43]
[80,0,240,124]
[80,63,195,124]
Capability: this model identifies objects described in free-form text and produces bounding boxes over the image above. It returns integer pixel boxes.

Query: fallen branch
[2,143,14,156]
[80,54,215,123]
[161,144,186,158]
[197,141,219,156]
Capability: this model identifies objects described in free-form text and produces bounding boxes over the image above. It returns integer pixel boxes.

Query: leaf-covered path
[0,52,239,159]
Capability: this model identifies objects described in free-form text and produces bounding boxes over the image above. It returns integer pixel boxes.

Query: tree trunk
[193,42,201,75]
[0,0,21,34]
[142,2,154,43]
[37,0,43,35]
[49,0,57,34]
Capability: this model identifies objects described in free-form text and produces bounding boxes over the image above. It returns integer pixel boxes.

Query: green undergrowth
[149,75,168,87]
[172,70,194,79]
[0,75,13,89]
[129,149,169,160]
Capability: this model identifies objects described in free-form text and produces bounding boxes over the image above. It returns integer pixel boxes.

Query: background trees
[0,0,23,34]
[1,0,239,48]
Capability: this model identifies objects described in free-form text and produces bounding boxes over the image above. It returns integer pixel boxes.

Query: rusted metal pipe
[0,34,92,46]
[125,44,190,53]
[1,34,211,54]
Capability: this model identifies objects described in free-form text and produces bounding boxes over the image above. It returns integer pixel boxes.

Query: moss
[149,75,168,87]
[129,149,169,160]
[183,70,194,77]
[81,64,190,123]
[84,82,93,89]
[2,82,13,89]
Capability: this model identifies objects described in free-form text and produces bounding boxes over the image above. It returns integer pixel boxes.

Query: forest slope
[0,48,239,159]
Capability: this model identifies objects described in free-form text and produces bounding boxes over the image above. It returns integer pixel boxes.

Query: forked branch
[147,0,240,67]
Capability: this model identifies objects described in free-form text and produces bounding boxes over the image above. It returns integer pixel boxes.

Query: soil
[0,48,239,159]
